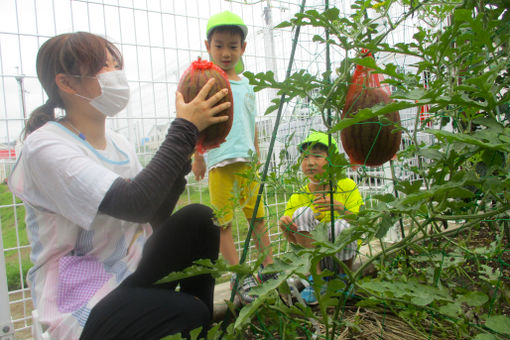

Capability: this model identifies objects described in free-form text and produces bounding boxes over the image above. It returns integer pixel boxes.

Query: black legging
[80,204,220,340]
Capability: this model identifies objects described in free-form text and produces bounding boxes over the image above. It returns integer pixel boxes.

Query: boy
[279,131,364,305]
[192,10,275,304]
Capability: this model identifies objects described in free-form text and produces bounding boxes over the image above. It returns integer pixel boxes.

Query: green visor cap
[299,131,340,154]
[206,10,248,74]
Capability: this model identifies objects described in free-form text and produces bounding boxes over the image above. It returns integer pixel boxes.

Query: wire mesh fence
[0,0,448,338]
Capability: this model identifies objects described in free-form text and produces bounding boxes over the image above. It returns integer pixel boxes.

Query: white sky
[0,0,419,145]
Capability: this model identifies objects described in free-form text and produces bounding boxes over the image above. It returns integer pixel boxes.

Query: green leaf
[394,88,427,100]
[454,9,473,23]
[485,315,510,335]
[446,187,475,199]
[356,296,382,307]
[417,148,443,161]
[399,190,433,205]
[427,129,510,152]
[411,294,434,306]
[351,57,379,69]
[473,334,497,340]
[323,7,340,21]
[438,302,461,318]
[160,333,186,340]
[458,291,489,307]
[331,101,417,133]
[372,193,396,203]
[274,20,292,29]
[375,214,394,239]
[397,180,423,195]
[234,292,270,329]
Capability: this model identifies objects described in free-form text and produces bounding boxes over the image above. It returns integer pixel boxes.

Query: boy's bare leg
[252,219,273,267]
[220,223,240,265]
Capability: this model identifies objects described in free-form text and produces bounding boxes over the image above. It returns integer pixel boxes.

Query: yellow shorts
[208,162,265,226]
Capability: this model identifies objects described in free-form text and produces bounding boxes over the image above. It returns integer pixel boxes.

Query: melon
[341,63,402,167]
[177,58,233,154]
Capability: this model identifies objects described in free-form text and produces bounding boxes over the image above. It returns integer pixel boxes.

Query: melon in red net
[341,52,402,167]
[177,57,233,154]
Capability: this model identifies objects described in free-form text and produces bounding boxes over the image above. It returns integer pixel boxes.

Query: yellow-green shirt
[284,178,363,223]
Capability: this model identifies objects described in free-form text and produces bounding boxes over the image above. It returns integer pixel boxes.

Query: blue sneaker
[300,275,326,305]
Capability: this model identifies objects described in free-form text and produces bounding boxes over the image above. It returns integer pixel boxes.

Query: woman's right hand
[175,78,231,132]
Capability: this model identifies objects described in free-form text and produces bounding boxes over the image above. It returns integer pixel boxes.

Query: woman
[9,32,230,340]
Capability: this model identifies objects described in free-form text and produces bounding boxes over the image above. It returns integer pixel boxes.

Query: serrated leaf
[351,57,379,69]
[427,129,510,152]
[323,7,340,20]
[372,193,396,203]
[417,148,443,161]
[375,214,394,239]
[397,180,423,194]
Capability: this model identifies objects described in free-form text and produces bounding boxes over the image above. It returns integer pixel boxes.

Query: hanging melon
[341,52,402,167]
[177,58,234,154]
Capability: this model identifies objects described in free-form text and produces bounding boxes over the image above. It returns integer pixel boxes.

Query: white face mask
[75,70,130,117]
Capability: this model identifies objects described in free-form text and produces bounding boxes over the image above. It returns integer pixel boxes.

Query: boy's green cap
[206,11,247,74]
[299,131,339,154]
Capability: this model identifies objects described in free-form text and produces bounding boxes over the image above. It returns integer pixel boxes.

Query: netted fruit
[341,52,402,167]
[177,57,233,154]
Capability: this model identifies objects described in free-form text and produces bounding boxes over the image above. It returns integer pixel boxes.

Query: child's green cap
[299,131,340,154]
[206,11,247,74]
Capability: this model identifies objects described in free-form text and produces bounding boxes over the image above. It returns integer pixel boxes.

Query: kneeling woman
[9,32,230,340]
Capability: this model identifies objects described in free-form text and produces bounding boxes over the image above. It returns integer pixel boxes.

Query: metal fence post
[0,220,15,340]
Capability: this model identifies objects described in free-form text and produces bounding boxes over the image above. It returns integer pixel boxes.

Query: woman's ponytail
[23,98,58,139]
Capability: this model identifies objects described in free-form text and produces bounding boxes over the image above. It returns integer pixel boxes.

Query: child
[279,131,364,305]
[8,32,230,340]
[192,11,276,304]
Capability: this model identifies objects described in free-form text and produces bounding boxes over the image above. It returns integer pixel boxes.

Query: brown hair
[24,32,123,138]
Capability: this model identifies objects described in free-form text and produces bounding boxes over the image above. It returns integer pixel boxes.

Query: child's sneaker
[300,275,326,306]
[230,274,259,305]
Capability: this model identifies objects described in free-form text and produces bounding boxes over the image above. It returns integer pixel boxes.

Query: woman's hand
[175,78,231,132]
[313,195,349,215]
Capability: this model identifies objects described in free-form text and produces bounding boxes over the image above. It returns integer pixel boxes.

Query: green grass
[0,184,30,290]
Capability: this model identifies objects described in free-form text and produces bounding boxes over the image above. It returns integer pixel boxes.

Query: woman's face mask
[74,70,130,117]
